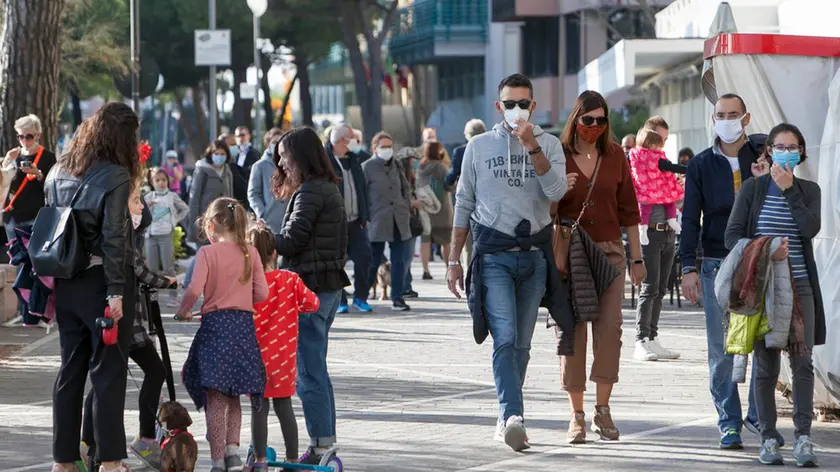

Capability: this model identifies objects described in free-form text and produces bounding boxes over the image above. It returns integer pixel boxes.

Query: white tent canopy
[702,2,840,408]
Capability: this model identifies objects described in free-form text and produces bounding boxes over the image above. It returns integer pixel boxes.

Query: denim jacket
[467,219,574,346]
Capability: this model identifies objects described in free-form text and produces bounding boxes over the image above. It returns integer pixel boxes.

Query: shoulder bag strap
[571,154,604,231]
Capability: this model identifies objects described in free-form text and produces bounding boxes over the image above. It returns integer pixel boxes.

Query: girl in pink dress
[628,128,683,245]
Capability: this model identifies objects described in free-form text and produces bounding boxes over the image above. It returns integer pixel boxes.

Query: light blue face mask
[211,154,227,166]
[771,149,801,169]
[229,145,241,159]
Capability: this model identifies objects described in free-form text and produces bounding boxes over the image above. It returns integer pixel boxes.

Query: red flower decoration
[138,142,152,164]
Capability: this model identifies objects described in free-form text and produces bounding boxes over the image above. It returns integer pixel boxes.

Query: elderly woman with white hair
[1,114,57,325]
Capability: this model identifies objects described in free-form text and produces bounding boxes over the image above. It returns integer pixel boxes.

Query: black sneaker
[392,300,411,311]
[422,272,433,280]
[402,290,419,299]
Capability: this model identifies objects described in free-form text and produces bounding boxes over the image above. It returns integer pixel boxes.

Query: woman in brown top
[554,90,645,444]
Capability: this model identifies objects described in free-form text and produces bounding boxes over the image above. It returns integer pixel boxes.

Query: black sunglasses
[579,116,609,126]
[235,134,248,138]
[501,99,532,110]
[17,134,35,140]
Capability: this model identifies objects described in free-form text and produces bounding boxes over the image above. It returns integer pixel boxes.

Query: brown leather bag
[551,155,603,278]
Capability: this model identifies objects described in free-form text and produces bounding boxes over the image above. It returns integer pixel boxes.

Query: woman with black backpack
[45,102,141,472]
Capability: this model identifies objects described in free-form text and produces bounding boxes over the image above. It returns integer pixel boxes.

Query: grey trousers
[754,279,815,441]
[635,229,676,341]
[145,233,175,276]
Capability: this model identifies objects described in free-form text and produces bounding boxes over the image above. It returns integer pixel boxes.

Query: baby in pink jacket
[628,128,684,245]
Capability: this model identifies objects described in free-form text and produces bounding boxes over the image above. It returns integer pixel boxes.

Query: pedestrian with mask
[231,126,261,210]
[447,73,571,452]
[680,93,771,449]
[248,127,288,234]
[326,124,373,314]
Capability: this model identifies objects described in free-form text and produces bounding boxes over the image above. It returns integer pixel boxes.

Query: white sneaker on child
[639,225,650,245]
[667,218,681,234]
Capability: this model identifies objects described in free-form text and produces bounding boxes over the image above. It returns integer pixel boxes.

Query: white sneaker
[502,415,530,451]
[667,217,682,234]
[649,338,681,360]
[634,338,658,361]
[493,418,504,442]
[639,225,650,245]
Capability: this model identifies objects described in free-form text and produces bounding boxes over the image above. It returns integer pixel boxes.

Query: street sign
[239,82,257,100]
[195,29,231,66]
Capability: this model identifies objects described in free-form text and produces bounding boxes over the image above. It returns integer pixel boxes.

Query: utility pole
[129,0,140,114]
[208,0,218,142]
[247,0,268,147]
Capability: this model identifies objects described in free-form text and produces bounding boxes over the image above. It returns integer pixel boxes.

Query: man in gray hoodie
[447,73,568,451]
[248,129,287,234]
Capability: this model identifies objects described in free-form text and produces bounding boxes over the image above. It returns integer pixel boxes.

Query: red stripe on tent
[704,33,840,60]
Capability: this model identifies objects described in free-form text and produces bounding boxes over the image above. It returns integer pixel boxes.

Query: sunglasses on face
[579,116,608,126]
[501,99,532,110]
[17,134,35,140]
[235,134,248,138]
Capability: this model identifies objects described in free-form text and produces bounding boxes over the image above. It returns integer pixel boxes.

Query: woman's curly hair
[62,102,141,181]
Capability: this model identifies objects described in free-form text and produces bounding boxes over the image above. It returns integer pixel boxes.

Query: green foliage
[60,0,129,98]
[610,101,651,140]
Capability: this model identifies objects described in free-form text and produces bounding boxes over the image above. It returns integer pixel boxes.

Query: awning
[577,38,705,97]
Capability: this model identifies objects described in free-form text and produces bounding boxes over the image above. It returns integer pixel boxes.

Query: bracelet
[527,146,542,155]
[631,259,644,265]
[447,260,461,267]
[106,295,123,301]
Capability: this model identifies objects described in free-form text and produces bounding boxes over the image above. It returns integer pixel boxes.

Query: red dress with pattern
[253,269,320,398]
[628,147,684,204]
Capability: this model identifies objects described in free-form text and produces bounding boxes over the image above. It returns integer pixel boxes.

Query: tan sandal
[592,405,620,441]
[567,411,586,444]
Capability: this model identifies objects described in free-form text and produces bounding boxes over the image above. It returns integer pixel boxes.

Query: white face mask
[377,148,393,161]
[347,139,362,154]
[502,106,530,128]
[131,213,143,230]
[714,115,745,144]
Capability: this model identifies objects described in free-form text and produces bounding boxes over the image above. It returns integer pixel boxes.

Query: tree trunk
[277,71,298,129]
[192,84,210,145]
[295,55,314,127]
[174,87,208,164]
[0,0,67,151]
[70,89,83,131]
[260,56,273,132]
[231,67,253,131]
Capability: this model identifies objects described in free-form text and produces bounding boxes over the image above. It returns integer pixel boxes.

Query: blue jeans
[341,220,372,304]
[701,259,757,433]
[404,237,417,292]
[482,251,547,421]
[368,238,409,302]
[297,290,341,447]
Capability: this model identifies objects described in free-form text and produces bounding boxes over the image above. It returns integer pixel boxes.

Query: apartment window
[564,14,581,74]
[437,58,483,101]
[522,17,559,78]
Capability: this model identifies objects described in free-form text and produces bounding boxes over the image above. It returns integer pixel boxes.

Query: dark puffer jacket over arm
[275,178,351,293]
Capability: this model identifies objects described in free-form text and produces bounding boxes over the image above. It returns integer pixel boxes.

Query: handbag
[29,169,100,279]
[409,209,424,237]
[552,154,603,278]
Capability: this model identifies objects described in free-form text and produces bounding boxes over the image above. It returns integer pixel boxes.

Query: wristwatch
[682,266,698,275]
[447,260,461,267]
[528,146,542,155]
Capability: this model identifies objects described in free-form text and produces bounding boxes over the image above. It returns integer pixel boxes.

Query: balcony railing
[390,0,488,64]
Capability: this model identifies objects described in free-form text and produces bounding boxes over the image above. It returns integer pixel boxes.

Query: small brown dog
[371,260,391,301]
[158,401,198,472]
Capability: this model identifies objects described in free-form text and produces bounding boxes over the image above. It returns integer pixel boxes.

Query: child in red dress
[628,128,684,245]
[246,223,320,470]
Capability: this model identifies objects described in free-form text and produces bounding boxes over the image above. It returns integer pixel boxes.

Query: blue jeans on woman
[297,290,341,447]
[403,236,417,293]
[482,251,547,422]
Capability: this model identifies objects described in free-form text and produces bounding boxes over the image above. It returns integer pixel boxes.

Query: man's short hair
[678,147,695,160]
[329,123,353,145]
[498,73,533,98]
[15,114,42,134]
[644,115,669,131]
[464,119,486,139]
[718,93,747,114]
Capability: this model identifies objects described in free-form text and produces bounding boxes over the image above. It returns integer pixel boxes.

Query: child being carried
[628,128,684,245]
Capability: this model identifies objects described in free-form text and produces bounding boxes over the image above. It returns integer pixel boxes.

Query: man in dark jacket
[327,123,373,313]
[679,93,769,450]
[230,126,261,210]
[445,118,485,267]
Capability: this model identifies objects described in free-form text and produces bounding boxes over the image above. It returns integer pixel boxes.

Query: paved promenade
[1,262,838,471]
